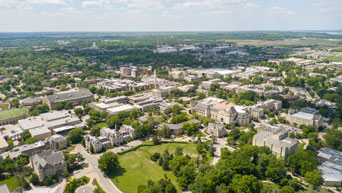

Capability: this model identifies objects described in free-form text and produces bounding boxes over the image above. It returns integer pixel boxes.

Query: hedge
[117,141,189,155]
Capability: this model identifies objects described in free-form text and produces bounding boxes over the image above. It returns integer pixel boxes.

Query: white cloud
[126,0,165,10]
[25,0,67,5]
[268,6,295,15]
[82,0,111,8]
[173,0,256,10]
[314,0,342,12]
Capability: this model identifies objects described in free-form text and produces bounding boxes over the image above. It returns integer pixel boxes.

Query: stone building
[249,99,282,119]
[30,150,67,181]
[48,134,67,150]
[84,125,136,153]
[253,128,298,159]
[191,97,250,126]
[283,107,323,129]
[206,122,226,138]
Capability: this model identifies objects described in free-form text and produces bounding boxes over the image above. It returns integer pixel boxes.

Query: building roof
[19,96,42,105]
[254,131,298,149]
[31,149,65,169]
[49,134,67,143]
[29,127,51,137]
[318,161,342,183]
[40,110,70,122]
[292,112,314,120]
[107,104,136,114]
[45,89,93,104]
[318,147,342,164]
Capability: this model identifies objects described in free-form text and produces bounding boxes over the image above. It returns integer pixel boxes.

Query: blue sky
[0,0,341,32]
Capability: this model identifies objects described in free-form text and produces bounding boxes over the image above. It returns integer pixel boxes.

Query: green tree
[67,128,85,144]
[304,169,323,186]
[106,115,121,128]
[98,152,119,174]
[323,129,342,151]
[29,173,40,185]
[228,174,262,193]
[22,129,32,141]
[158,125,171,138]
[279,186,295,193]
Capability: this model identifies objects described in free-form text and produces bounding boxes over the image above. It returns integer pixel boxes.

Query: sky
[0,0,341,32]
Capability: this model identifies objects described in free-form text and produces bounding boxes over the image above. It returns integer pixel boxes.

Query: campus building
[191,97,250,126]
[253,126,298,159]
[43,89,94,109]
[249,99,282,119]
[283,107,323,129]
[30,150,67,181]
[317,147,342,186]
[206,122,226,138]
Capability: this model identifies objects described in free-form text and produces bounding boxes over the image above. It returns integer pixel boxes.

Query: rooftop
[318,147,342,164]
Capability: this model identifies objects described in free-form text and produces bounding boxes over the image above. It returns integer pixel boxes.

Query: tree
[29,173,40,185]
[74,108,83,117]
[130,109,142,119]
[106,115,121,129]
[90,126,101,136]
[228,174,262,193]
[22,130,32,141]
[64,153,84,171]
[54,102,65,111]
[304,169,323,186]
[67,128,85,144]
[184,122,199,136]
[98,152,119,174]
[90,110,102,122]
[12,98,20,108]
[279,186,295,193]
[159,125,171,138]
[25,137,38,144]
[323,129,342,151]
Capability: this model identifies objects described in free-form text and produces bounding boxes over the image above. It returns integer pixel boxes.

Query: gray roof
[45,89,93,104]
[31,149,65,169]
[29,127,51,137]
[318,147,342,164]
[19,96,42,105]
[49,134,67,143]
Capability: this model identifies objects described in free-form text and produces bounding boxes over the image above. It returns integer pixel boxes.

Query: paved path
[75,144,123,193]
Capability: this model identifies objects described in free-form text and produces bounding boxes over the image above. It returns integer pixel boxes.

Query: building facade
[253,127,298,159]
[30,150,67,181]
[191,97,250,126]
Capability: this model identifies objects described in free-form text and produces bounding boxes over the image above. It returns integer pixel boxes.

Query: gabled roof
[32,149,65,169]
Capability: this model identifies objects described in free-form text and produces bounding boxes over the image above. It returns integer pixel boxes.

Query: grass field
[94,122,107,128]
[0,175,20,191]
[110,143,198,193]
[0,109,27,120]
[0,103,9,110]
[325,56,342,62]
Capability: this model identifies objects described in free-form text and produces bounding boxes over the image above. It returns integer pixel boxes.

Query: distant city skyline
[0,0,341,32]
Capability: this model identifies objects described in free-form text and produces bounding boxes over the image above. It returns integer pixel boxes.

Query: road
[75,144,123,193]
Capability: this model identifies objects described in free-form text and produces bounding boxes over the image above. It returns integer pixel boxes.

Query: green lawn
[325,56,342,62]
[110,143,198,193]
[0,109,27,120]
[94,122,107,128]
[0,175,20,191]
